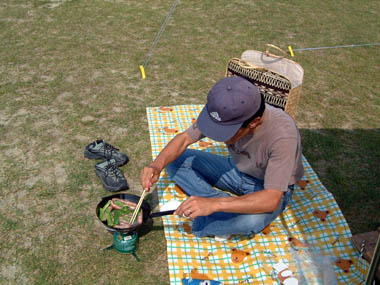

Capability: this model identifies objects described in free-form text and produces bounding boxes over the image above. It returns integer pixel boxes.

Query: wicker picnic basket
[225,45,304,121]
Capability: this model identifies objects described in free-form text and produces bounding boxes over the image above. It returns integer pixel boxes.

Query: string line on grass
[140,0,180,79]
[288,42,380,56]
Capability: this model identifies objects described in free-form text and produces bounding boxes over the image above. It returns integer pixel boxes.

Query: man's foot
[85,140,129,167]
[95,159,129,192]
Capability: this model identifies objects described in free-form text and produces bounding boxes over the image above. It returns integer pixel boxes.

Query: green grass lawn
[0,0,379,283]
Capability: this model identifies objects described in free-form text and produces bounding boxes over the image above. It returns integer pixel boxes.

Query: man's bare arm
[141,131,195,190]
[214,189,284,213]
[175,189,284,218]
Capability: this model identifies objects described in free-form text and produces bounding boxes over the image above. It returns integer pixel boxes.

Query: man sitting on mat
[141,76,304,238]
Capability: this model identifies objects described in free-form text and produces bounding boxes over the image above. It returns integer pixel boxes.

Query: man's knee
[166,150,198,178]
[228,213,277,236]
[166,161,177,178]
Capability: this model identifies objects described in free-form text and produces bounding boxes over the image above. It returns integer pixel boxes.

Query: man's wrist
[148,164,161,173]
[211,198,223,213]
[212,196,236,213]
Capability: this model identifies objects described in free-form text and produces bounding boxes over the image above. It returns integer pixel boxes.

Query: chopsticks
[129,189,147,225]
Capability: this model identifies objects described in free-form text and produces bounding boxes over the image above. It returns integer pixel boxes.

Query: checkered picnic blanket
[146,105,368,284]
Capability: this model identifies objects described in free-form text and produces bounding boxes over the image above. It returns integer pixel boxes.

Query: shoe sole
[85,149,128,167]
[95,169,129,192]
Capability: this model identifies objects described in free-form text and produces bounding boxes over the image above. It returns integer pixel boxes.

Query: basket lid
[241,50,304,88]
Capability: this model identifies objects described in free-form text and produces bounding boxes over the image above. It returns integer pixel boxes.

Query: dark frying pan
[96,193,174,234]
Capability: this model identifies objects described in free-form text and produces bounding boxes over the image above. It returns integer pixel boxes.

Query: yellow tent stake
[288,46,294,57]
[139,65,146,79]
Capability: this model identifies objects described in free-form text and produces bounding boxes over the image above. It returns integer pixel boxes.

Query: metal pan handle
[150,210,175,218]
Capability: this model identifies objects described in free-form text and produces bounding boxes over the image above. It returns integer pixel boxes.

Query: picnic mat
[146,105,368,284]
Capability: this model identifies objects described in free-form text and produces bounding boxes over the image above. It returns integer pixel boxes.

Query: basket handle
[265,44,287,58]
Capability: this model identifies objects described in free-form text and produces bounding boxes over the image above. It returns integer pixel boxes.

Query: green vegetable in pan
[99,207,106,221]
[114,200,125,208]
[103,200,111,210]
[99,200,112,221]
[121,206,133,215]
[105,208,114,227]
[113,210,123,225]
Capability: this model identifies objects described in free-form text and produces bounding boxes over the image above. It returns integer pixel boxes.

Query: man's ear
[248,117,261,129]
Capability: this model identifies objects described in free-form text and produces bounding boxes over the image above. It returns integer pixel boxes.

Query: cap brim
[196,105,242,142]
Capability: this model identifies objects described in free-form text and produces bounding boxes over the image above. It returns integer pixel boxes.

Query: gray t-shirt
[186,104,304,192]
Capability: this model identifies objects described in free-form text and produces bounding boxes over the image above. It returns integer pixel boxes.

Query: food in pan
[99,198,143,229]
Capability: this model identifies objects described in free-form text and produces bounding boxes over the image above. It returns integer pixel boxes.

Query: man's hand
[140,165,161,191]
[174,196,218,219]
[140,131,196,191]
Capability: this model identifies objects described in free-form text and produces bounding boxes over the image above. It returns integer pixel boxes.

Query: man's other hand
[174,196,217,219]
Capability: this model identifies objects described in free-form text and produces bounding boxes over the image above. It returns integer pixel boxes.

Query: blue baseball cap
[196,76,261,142]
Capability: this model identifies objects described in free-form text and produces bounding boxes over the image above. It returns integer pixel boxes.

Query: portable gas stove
[102,231,139,260]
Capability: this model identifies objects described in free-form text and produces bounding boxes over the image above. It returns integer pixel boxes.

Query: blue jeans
[166,149,294,237]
